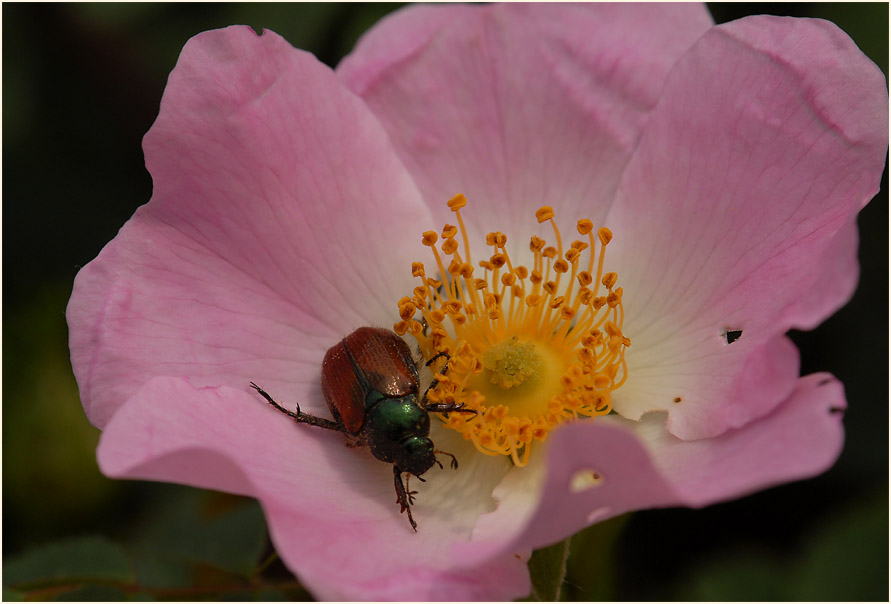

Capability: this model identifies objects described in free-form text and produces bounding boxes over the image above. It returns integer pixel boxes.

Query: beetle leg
[434,449,459,470]
[424,400,478,417]
[249,383,344,432]
[404,474,418,505]
[393,466,418,531]
[425,350,450,367]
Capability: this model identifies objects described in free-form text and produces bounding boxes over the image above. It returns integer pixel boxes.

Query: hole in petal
[569,468,604,493]
[673,396,682,403]
[721,328,743,344]
[586,506,611,524]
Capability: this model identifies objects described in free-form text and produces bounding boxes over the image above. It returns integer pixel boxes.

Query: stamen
[394,195,630,466]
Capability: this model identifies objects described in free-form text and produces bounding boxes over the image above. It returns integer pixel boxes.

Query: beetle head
[396,436,436,476]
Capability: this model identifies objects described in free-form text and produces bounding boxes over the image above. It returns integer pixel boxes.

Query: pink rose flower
[67,4,888,601]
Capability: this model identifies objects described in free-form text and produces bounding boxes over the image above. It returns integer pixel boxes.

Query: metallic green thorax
[364,394,435,475]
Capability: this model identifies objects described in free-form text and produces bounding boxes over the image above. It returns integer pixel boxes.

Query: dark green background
[4,3,888,600]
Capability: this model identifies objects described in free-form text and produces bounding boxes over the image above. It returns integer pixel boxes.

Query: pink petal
[67,26,430,428]
[606,16,888,439]
[457,372,846,560]
[99,377,530,601]
[337,3,713,247]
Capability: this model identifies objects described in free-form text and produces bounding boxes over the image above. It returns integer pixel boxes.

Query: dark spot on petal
[515,553,523,561]
[673,397,682,403]
[569,468,604,493]
[722,328,743,344]
[829,406,845,414]
[817,377,833,386]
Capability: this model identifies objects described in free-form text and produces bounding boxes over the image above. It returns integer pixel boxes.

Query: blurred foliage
[3,489,308,601]
[3,2,887,601]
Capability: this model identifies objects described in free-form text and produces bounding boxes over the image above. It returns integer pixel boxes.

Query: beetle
[250,326,475,531]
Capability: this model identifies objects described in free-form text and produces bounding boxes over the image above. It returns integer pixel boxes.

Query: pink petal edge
[338,2,713,250]
[98,376,530,601]
[68,25,432,429]
[455,372,846,562]
[606,15,887,439]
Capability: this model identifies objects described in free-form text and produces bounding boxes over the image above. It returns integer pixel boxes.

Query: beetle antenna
[434,450,459,470]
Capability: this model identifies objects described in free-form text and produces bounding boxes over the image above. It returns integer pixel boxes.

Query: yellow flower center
[393,194,630,466]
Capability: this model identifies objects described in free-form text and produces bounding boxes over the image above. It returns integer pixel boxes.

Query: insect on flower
[251,327,476,530]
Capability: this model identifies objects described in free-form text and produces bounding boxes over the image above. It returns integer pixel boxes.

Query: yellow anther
[399,302,415,320]
[535,206,555,223]
[593,373,611,389]
[397,195,628,467]
[442,238,459,254]
[443,300,463,314]
[448,193,467,211]
[393,320,410,335]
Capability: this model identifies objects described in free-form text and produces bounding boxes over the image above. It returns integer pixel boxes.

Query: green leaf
[3,536,132,588]
[790,488,888,601]
[565,514,630,601]
[130,488,267,588]
[524,539,571,601]
[2,587,26,601]
[678,548,786,601]
[253,587,290,601]
[51,584,128,601]
[675,489,889,601]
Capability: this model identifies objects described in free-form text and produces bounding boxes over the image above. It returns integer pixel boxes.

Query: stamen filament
[395,195,630,466]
